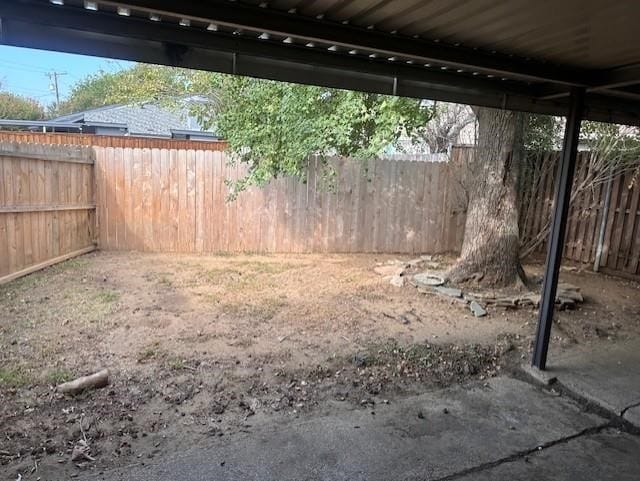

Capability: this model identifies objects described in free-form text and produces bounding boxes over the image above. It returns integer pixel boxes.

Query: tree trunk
[447,107,526,288]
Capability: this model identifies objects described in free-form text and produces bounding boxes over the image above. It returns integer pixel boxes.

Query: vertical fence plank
[0,156,9,276]
[168,149,179,252]
[609,175,631,270]
[195,150,206,254]
[211,151,222,252]
[620,174,640,271]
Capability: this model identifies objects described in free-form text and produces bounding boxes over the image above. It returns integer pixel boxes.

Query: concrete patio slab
[548,340,640,418]
[84,377,606,481]
[456,428,640,481]
[623,404,640,427]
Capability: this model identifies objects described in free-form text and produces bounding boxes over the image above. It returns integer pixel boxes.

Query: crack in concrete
[429,423,612,481]
[620,400,640,417]
[427,371,640,481]
[550,379,640,434]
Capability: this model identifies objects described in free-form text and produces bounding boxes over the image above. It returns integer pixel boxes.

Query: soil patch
[1,251,638,479]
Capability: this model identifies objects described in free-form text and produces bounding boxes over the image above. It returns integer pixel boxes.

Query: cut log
[57,369,109,395]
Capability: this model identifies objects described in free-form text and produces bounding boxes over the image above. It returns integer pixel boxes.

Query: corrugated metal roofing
[239,0,639,70]
[1,0,638,124]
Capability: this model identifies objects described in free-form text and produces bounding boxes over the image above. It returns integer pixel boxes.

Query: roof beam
[1,14,568,114]
[1,1,639,125]
[540,63,640,100]
[0,2,548,99]
[92,0,592,86]
[595,63,640,91]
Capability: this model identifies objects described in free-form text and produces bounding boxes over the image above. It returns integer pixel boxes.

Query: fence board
[0,131,226,151]
[0,142,96,283]
[620,174,640,271]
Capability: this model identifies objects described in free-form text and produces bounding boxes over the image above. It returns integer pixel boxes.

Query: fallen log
[57,369,109,395]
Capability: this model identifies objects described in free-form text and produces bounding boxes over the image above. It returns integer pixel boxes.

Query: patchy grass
[167,358,185,371]
[0,257,90,297]
[1,250,638,480]
[0,366,30,387]
[202,268,253,289]
[95,289,119,304]
[233,260,301,275]
[51,257,89,273]
[0,272,42,294]
[219,297,288,321]
[138,345,160,363]
[201,292,221,304]
[195,260,302,290]
[45,368,73,385]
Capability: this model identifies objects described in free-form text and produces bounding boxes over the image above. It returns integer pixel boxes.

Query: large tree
[0,91,44,120]
[61,64,592,291]
[60,62,433,191]
[208,76,433,197]
[55,64,192,115]
[446,107,526,288]
[419,102,475,153]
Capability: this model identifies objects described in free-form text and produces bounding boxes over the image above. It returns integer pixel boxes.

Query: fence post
[593,171,614,272]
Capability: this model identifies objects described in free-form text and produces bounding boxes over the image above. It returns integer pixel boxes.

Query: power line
[47,70,67,107]
[0,58,50,73]
[1,83,52,96]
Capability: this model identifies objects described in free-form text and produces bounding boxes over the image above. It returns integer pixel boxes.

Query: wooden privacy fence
[0,142,96,283]
[95,147,465,254]
[0,131,227,151]
[515,149,640,277]
[1,135,637,283]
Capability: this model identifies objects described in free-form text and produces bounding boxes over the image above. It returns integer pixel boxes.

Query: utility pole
[47,71,67,109]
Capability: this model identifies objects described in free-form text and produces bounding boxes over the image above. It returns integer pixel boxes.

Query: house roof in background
[52,103,216,138]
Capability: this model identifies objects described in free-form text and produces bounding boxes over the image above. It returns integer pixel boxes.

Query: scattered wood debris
[57,369,110,395]
[71,439,95,462]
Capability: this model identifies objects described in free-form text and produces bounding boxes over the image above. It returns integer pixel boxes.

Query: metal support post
[531,87,585,370]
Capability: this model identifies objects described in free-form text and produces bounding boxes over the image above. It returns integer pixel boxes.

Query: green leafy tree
[60,63,432,197]
[205,76,433,197]
[0,91,45,120]
[524,114,562,151]
[55,64,192,115]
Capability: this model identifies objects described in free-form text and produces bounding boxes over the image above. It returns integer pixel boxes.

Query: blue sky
[0,45,132,106]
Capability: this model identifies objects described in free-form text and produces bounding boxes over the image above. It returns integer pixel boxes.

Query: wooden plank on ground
[0,246,95,285]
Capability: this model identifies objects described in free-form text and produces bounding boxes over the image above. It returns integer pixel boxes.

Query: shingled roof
[53,102,217,138]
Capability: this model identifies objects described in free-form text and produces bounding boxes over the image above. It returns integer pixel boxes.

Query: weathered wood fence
[517,148,640,277]
[94,147,465,254]
[1,133,638,283]
[0,142,96,283]
[0,131,227,151]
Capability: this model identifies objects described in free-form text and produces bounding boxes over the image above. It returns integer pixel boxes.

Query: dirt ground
[1,251,639,480]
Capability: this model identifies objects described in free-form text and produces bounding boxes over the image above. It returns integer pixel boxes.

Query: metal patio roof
[0,0,639,124]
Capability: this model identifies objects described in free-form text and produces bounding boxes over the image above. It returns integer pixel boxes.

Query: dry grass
[0,251,639,480]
